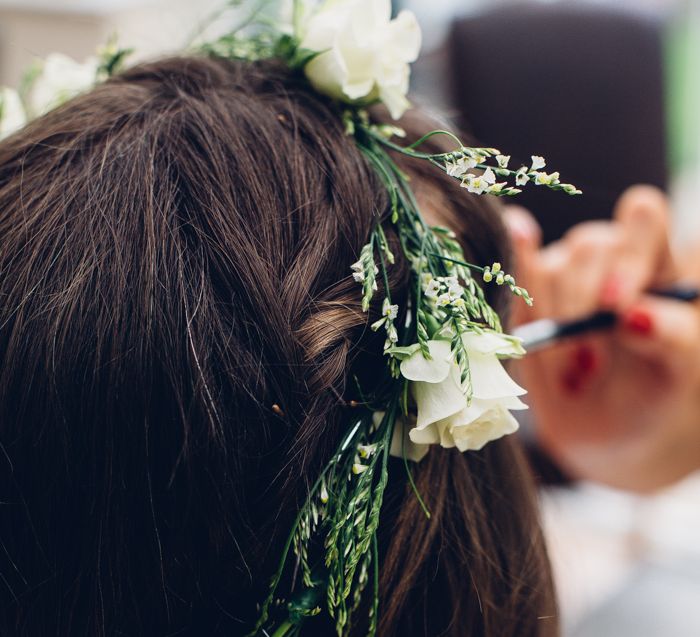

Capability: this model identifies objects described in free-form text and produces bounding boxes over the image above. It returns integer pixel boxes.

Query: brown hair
[0,56,556,636]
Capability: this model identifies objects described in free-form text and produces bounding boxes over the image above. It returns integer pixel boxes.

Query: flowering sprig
[444,148,582,196]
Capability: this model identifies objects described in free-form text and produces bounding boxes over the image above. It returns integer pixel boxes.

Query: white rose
[0,87,27,139]
[299,0,421,119]
[399,332,527,458]
[28,53,99,118]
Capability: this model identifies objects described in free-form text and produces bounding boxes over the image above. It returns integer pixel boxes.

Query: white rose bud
[299,0,421,119]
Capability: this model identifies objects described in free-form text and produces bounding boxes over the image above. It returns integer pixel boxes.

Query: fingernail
[622,308,653,335]
[600,275,622,308]
[504,210,538,244]
[574,345,597,373]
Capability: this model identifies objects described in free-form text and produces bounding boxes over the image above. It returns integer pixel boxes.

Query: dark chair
[446,3,668,244]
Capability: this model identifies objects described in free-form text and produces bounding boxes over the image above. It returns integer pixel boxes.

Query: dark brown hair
[0,56,556,636]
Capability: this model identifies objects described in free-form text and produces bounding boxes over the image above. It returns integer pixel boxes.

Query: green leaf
[384,343,420,360]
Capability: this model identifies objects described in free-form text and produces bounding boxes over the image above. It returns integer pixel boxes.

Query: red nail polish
[623,308,653,335]
[574,345,597,373]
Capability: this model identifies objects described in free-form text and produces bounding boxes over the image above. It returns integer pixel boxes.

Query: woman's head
[0,56,555,636]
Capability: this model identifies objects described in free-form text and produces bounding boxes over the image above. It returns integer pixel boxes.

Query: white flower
[357,443,377,458]
[444,276,462,298]
[300,0,421,119]
[436,293,452,307]
[352,462,369,474]
[0,87,26,139]
[423,278,441,299]
[382,298,398,320]
[399,334,527,456]
[461,174,487,194]
[495,154,510,168]
[482,167,496,184]
[530,155,546,171]
[534,171,560,186]
[445,156,477,177]
[515,170,530,186]
[28,53,99,118]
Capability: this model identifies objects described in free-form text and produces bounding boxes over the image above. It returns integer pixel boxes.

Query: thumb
[617,295,700,369]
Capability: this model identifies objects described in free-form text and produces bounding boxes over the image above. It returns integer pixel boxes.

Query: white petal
[469,351,527,400]
[385,10,422,62]
[462,330,525,357]
[400,340,451,383]
[408,421,440,445]
[411,372,466,430]
[451,407,520,452]
[303,47,348,101]
[342,77,376,100]
[379,83,410,119]
[0,87,27,139]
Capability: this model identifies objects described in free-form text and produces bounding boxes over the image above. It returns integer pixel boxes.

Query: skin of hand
[505,186,700,493]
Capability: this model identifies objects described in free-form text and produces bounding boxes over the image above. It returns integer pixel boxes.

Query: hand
[505,186,700,492]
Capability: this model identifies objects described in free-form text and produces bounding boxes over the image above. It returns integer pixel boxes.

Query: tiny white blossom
[387,324,399,343]
[424,278,441,299]
[444,277,463,298]
[534,171,560,186]
[483,268,493,283]
[495,154,510,168]
[465,150,486,165]
[358,444,377,458]
[352,271,365,283]
[445,156,477,177]
[530,155,546,171]
[515,171,530,186]
[437,293,452,307]
[382,298,399,320]
[482,167,496,185]
[352,462,369,475]
[320,481,329,503]
[462,175,487,195]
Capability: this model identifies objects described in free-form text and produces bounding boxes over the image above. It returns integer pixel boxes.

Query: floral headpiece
[0,2,579,635]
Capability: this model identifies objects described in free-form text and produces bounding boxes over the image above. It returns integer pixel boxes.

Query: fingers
[609,185,677,308]
[617,295,700,372]
[540,222,622,320]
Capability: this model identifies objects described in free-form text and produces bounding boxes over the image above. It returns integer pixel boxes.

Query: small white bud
[531,155,546,170]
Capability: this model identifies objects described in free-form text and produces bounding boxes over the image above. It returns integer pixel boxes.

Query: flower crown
[0,2,579,635]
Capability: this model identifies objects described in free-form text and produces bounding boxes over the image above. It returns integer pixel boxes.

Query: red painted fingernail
[623,308,653,335]
[574,345,597,373]
[600,276,622,308]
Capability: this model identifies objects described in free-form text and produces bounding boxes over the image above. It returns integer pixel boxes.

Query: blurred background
[1,0,698,635]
